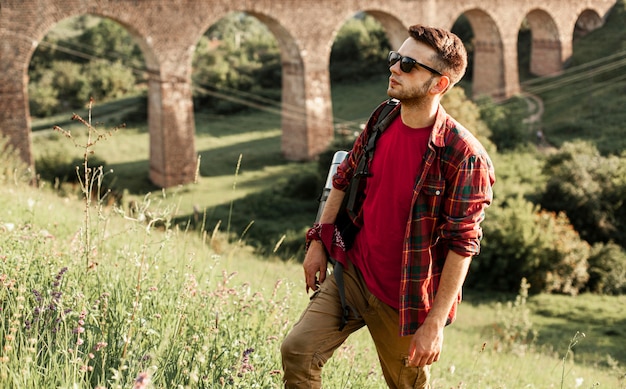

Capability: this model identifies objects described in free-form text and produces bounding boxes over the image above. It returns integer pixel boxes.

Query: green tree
[587,242,626,295]
[192,13,281,113]
[478,95,530,151]
[28,71,59,117]
[539,141,626,247]
[470,195,591,295]
[29,17,144,116]
[83,59,137,101]
[76,18,144,70]
[329,14,390,82]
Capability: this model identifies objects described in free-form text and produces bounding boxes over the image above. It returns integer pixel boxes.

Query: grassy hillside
[11,4,626,386]
[525,0,626,154]
[2,146,625,388]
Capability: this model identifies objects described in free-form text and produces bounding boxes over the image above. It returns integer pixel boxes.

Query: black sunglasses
[388,51,442,76]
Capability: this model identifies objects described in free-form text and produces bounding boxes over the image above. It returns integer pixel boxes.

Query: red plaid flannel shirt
[333,101,495,336]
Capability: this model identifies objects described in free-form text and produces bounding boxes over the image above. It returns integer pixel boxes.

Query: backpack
[315,98,400,330]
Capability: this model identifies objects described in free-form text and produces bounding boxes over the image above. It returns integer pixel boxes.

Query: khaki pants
[281,261,430,389]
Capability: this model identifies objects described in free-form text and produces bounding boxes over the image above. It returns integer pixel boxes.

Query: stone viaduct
[0,0,616,187]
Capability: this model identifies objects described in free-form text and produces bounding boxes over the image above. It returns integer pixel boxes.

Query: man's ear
[431,75,451,94]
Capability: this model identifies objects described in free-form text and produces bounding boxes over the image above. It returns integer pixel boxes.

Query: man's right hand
[303,240,328,293]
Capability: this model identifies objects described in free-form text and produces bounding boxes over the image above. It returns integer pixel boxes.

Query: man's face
[387,39,440,103]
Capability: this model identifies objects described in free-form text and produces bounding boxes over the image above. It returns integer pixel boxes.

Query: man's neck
[399,100,439,129]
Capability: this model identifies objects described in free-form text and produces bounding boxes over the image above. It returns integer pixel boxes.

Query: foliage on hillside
[29,18,144,117]
[526,0,626,155]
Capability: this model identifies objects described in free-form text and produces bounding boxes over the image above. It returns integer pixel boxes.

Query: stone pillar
[147,71,198,188]
[0,34,33,166]
[281,57,333,161]
[530,39,563,76]
[473,39,505,99]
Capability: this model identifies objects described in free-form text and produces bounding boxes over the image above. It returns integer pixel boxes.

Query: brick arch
[247,12,314,161]
[360,11,407,51]
[1,6,160,165]
[525,9,562,76]
[462,8,506,98]
[0,0,617,188]
[575,9,604,40]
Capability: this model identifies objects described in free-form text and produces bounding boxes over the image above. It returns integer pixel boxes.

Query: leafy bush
[443,88,496,154]
[28,73,60,117]
[469,195,590,295]
[329,14,390,82]
[539,141,626,247]
[478,95,531,151]
[492,278,538,355]
[28,18,142,116]
[587,242,626,295]
[192,13,282,114]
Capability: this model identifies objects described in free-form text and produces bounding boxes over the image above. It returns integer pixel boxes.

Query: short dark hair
[408,25,468,86]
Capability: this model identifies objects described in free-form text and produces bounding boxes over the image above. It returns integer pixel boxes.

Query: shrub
[586,242,626,295]
[477,95,531,151]
[443,88,496,154]
[492,278,538,355]
[470,195,590,295]
[539,141,626,247]
[28,73,59,117]
[192,13,282,114]
[329,14,390,82]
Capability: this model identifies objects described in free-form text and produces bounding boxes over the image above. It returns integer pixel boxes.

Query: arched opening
[574,9,603,42]
[524,9,562,77]
[451,14,475,96]
[455,9,505,99]
[328,12,394,143]
[27,14,153,195]
[191,12,303,180]
[29,15,148,123]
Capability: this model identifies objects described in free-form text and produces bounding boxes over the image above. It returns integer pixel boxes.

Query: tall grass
[3,102,625,388]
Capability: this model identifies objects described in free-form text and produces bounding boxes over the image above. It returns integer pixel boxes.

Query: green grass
[18,5,626,383]
[526,0,626,155]
[15,85,626,388]
[2,169,625,388]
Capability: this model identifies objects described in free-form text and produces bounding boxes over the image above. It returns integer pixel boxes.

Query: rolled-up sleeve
[441,151,495,257]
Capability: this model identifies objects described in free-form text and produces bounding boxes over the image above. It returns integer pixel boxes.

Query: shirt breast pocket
[419,178,446,215]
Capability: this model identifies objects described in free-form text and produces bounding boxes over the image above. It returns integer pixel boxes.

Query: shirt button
[435,190,441,195]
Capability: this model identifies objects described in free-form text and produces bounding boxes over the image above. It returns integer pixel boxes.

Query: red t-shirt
[348,116,431,309]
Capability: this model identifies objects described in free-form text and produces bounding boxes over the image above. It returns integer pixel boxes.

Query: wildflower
[31,289,42,303]
[53,267,68,288]
[238,347,255,376]
[94,342,108,352]
[133,371,150,389]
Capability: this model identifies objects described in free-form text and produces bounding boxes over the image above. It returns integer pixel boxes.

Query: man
[281,24,495,388]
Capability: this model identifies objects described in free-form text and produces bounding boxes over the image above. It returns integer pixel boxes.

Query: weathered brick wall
[0,0,616,187]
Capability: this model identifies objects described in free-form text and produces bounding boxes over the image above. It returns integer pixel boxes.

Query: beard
[387,76,435,108]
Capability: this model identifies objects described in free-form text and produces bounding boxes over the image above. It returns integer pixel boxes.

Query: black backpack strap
[335,98,399,331]
[345,98,399,219]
